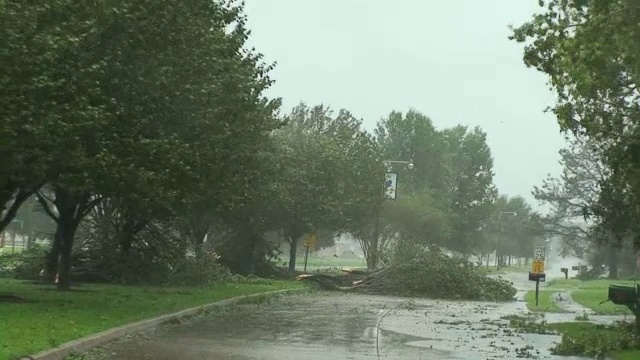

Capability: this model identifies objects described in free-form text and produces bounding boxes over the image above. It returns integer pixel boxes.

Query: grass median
[524,290,566,313]
[0,279,305,360]
[570,279,636,315]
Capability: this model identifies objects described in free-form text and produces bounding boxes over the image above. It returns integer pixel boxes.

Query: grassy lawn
[524,290,566,313]
[278,255,367,270]
[0,279,305,360]
[545,278,582,290]
[570,279,637,315]
[614,350,640,360]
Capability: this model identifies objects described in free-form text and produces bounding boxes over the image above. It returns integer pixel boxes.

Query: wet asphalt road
[91,272,596,360]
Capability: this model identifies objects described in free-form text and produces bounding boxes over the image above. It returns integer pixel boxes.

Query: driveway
[90,284,590,360]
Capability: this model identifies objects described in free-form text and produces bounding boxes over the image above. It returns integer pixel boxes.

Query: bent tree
[5,1,280,289]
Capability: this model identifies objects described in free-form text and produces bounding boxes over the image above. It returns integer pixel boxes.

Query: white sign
[384,172,398,200]
[534,245,545,261]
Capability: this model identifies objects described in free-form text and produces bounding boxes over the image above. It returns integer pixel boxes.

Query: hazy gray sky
[244,0,567,209]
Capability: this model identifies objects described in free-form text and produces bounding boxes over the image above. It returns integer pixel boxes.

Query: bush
[552,322,640,358]
[164,255,235,287]
[0,244,48,280]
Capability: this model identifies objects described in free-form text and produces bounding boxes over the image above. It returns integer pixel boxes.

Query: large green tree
[271,103,378,271]
[510,0,640,247]
[533,137,605,257]
[5,1,279,289]
[376,110,449,193]
[1,1,96,233]
[442,126,497,255]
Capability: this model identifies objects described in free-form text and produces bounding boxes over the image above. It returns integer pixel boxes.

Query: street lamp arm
[383,159,414,170]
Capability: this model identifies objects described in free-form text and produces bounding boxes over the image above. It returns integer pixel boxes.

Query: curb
[19,287,303,360]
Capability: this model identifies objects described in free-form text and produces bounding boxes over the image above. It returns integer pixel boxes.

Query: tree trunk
[51,188,89,291]
[55,210,82,290]
[288,236,298,272]
[367,202,382,271]
[608,244,619,280]
[45,230,61,283]
[367,232,379,270]
[119,218,145,256]
[57,219,76,291]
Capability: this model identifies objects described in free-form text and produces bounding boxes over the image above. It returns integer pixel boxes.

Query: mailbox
[608,285,639,306]
[560,267,568,279]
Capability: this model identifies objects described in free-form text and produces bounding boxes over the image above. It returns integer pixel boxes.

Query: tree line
[1,1,543,290]
[512,0,640,278]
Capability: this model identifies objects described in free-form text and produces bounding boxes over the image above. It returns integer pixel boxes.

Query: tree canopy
[511,0,640,250]
[2,1,546,289]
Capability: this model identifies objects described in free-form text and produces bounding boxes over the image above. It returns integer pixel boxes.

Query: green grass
[570,279,637,315]
[0,245,26,255]
[524,290,566,313]
[613,350,640,360]
[545,278,582,290]
[0,279,304,360]
[278,255,367,270]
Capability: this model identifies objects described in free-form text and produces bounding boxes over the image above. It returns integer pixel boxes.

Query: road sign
[533,245,545,261]
[384,172,398,200]
[532,260,545,274]
[303,232,317,248]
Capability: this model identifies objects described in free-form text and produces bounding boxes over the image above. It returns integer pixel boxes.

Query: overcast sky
[243,0,567,209]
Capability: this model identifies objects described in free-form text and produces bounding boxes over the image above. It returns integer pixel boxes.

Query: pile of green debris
[298,251,516,301]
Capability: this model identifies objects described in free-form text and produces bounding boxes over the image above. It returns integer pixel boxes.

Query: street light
[497,211,517,269]
[384,160,414,170]
[369,159,414,269]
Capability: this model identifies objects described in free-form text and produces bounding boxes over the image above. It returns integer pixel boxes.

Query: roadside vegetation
[2,0,640,358]
[508,314,640,359]
[0,278,304,360]
[2,2,544,358]
[524,278,638,315]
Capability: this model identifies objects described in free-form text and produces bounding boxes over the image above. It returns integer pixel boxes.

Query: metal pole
[535,278,540,306]
[303,246,309,272]
[497,221,502,269]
